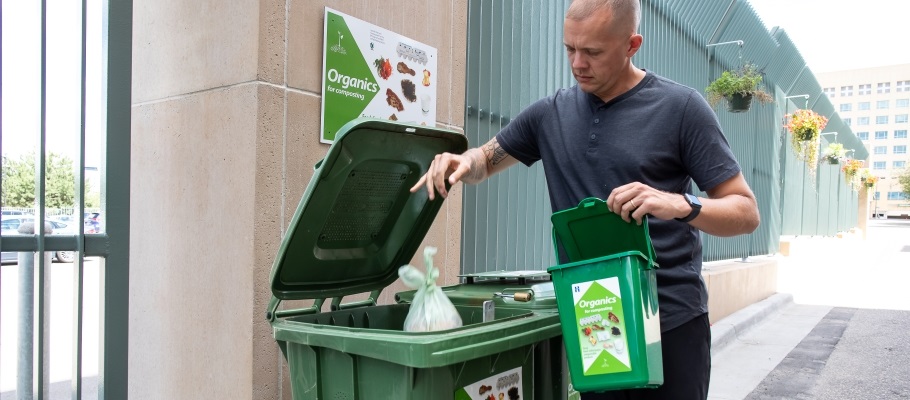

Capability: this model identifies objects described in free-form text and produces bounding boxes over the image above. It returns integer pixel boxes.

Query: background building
[818,64,910,218]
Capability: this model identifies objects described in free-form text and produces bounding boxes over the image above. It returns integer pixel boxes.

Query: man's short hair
[566,0,641,34]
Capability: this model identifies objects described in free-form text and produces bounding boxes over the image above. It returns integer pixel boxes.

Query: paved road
[710,219,910,400]
[747,308,910,399]
[0,257,100,399]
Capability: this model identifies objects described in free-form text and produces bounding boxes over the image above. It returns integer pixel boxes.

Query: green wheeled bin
[267,118,569,400]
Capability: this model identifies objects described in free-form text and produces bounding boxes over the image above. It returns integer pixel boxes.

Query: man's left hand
[606,182,690,225]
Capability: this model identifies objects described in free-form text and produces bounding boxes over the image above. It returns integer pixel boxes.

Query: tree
[1,151,92,209]
[898,167,910,200]
[2,154,34,207]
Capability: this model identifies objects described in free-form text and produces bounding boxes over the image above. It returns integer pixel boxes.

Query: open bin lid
[269,118,468,300]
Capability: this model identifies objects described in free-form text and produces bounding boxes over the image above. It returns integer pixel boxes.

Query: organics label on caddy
[454,366,522,400]
[573,277,632,375]
[321,8,438,143]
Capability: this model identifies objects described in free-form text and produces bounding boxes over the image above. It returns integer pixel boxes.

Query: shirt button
[594,119,600,123]
[590,133,596,140]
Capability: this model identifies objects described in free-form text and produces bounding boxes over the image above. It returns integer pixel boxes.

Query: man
[411,0,760,398]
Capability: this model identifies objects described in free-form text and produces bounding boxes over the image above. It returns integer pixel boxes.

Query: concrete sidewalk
[707,219,910,399]
[708,294,831,400]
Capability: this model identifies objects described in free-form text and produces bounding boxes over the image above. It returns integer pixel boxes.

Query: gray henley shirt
[496,71,742,331]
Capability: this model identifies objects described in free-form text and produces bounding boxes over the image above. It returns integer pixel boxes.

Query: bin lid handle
[329,289,382,311]
[266,297,281,322]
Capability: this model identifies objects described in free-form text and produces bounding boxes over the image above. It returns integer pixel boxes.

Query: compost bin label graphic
[572,278,632,375]
[454,366,522,400]
[321,8,438,143]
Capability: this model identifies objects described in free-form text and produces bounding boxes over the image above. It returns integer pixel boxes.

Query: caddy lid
[551,197,658,267]
[269,118,468,300]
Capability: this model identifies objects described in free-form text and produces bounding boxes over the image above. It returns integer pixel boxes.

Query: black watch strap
[675,193,702,223]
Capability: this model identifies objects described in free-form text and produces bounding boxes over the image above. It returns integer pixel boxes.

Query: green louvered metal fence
[462,0,573,272]
[462,0,864,272]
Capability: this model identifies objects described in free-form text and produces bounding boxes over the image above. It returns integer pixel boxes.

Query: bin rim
[271,308,563,368]
[546,250,656,273]
[268,118,468,302]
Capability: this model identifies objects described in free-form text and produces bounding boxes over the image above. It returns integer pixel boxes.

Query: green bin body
[547,198,663,392]
[267,119,569,400]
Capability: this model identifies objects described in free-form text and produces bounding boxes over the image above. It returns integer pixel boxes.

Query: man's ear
[627,34,644,57]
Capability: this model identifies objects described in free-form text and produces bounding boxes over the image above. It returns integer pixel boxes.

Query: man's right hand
[410,137,518,200]
[409,151,475,200]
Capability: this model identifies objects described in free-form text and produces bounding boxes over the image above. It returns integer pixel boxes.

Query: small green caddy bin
[547,198,663,393]
[267,118,569,400]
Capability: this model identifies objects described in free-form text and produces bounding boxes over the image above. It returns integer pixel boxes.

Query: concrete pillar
[130,1,468,398]
[858,188,869,239]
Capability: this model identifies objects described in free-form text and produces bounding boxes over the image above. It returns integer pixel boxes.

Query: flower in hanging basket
[860,169,879,188]
[786,109,828,142]
[822,143,847,165]
[841,158,863,178]
[786,109,828,175]
[841,159,864,190]
[705,63,774,112]
[842,159,862,176]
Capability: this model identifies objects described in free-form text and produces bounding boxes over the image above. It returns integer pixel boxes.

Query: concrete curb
[710,292,794,356]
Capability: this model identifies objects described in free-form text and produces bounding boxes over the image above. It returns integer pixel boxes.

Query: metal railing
[0,0,131,398]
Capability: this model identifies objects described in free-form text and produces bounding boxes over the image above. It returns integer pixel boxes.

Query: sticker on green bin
[573,277,632,375]
[454,366,522,400]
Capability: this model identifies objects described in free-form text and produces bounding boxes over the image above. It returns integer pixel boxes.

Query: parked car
[52,214,78,223]
[2,209,31,216]
[84,212,102,233]
[1,216,77,263]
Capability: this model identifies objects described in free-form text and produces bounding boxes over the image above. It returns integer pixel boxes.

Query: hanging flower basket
[786,109,828,176]
[861,170,878,189]
[842,159,862,178]
[726,93,753,113]
[842,158,863,189]
[822,143,847,165]
[705,63,774,113]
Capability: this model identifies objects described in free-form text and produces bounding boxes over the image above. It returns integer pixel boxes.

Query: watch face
[686,193,702,207]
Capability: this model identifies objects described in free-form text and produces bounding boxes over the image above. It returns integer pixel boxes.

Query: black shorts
[580,313,712,400]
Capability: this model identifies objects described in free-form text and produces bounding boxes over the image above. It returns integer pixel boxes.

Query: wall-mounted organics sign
[321,8,438,143]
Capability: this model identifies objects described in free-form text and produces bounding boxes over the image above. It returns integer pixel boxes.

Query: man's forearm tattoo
[482,140,509,166]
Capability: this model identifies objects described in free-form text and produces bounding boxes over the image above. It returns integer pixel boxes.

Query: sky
[747,0,910,73]
[1,0,103,167]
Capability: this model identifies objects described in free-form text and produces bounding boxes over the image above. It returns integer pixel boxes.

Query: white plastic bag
[398,246,463,332]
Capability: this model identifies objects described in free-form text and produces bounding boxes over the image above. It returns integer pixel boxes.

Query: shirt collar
[583,69,652,110]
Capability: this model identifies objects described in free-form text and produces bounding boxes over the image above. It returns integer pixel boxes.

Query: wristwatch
[675,193,702,223]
